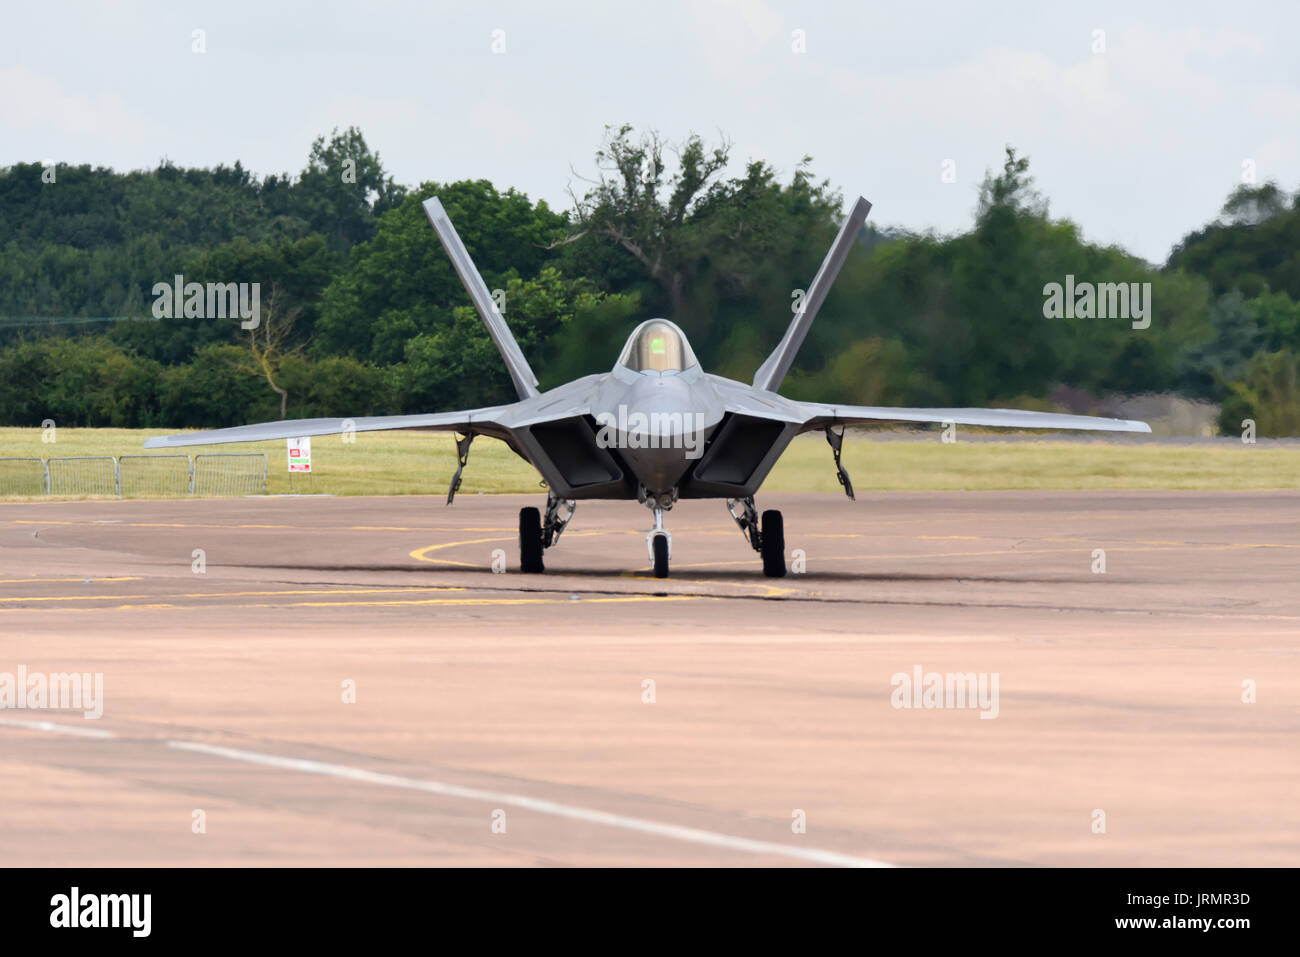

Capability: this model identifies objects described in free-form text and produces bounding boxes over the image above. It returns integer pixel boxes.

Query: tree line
[1,125,1298,435]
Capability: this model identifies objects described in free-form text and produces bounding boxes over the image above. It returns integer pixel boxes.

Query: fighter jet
[145,196,1151,578]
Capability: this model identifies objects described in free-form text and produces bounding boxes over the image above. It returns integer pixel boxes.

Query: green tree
[157,343,277,427]
[1218,349,1300,437]
[0,337,160,427]
[395,267,635,410]
[315,180,568,364]
[1168,182,1300,299]
[292,127,406,252]
[560,125,843,360]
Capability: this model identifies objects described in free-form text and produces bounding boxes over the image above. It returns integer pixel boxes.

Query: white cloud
[1,0,1296,262]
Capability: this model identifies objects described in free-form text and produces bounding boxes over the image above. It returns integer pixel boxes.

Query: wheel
[519,506,544,573]
[652,534,669,579]
[760,509,786,578]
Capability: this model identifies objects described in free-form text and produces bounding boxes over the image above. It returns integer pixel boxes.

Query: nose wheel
[647,506,671,578]
[651,534,669,578]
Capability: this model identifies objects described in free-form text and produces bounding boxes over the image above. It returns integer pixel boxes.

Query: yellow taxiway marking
[410,530,795,598]
[619,572,796,598]
[239,594,703,609]
[0,576,142,584]
[10,519,524,533]
[0,586,467,605]
[47,594,702,613]
[879,541,1300,560]
[408,531,618,568]
[670,537,1300,571]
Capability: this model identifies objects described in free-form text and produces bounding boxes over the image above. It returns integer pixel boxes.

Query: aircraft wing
[142,406,515,449]
[793,403,1152,434]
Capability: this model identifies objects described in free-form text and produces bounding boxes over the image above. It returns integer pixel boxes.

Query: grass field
[1,426,1296,499]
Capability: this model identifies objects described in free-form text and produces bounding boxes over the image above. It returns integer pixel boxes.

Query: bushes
[0,338,400,429]
[0,337,161,427]
[277,355,398,418]
[156,344,276,428]
[1218,349,1300,438]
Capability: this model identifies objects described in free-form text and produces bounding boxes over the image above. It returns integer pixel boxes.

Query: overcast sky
[3,0,1297,263]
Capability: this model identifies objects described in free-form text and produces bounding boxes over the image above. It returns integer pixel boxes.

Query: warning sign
[287,436,312,473]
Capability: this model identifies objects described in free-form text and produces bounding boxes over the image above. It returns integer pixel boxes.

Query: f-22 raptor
[146,196,1151,578]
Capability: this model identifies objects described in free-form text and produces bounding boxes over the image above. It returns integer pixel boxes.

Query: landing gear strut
[542,493,576,548]
[824,425,855,500]
[519,492,575,573]
[446,432,475,505]
[727,496,786,578]
[647,506,671,579]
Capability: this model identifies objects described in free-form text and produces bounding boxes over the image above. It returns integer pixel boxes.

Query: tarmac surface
[1,489,1297,866]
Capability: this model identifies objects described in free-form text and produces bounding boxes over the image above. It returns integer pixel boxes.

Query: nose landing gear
[647,506,671,578]
[637,485,677,578]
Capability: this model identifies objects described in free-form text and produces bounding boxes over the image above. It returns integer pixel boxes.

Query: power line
[0,315,155,328]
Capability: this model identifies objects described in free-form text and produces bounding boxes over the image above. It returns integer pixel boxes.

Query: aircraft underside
[487,409,805,579]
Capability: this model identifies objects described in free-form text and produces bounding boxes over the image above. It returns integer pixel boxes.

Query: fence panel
[119,454,192,498]
[192,453,268,497]
[47,456,119,497]
[0,457,49,496]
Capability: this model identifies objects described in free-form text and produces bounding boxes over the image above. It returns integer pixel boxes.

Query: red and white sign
[287,436,312,473]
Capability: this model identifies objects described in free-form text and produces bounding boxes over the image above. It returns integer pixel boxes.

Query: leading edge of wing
[142,407,514,449]
[796,403,1152,434]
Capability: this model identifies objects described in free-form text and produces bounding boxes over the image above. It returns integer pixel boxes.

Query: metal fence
[192,453,268,497]
[119,454,193,497]
[48,456,119,497]
[0,457,48,496]
[0,453,268,499]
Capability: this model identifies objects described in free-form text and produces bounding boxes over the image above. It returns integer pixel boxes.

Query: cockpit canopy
[617,319,699,374]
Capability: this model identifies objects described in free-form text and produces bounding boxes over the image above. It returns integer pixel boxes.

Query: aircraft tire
[519,507,544,573]
[652,534,670,579]
[761,509,786,578]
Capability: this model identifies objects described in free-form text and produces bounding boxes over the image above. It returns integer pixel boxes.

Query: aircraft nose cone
[597,374,720,494]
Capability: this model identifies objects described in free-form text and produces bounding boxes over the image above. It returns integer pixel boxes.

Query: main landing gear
[518,491,785,579]
[518,492,575,573]
[727,496,786,578]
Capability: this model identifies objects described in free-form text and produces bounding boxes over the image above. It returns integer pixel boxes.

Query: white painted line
[168,740,893,868]
[0,717,892,866]
[0,716,116,739]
